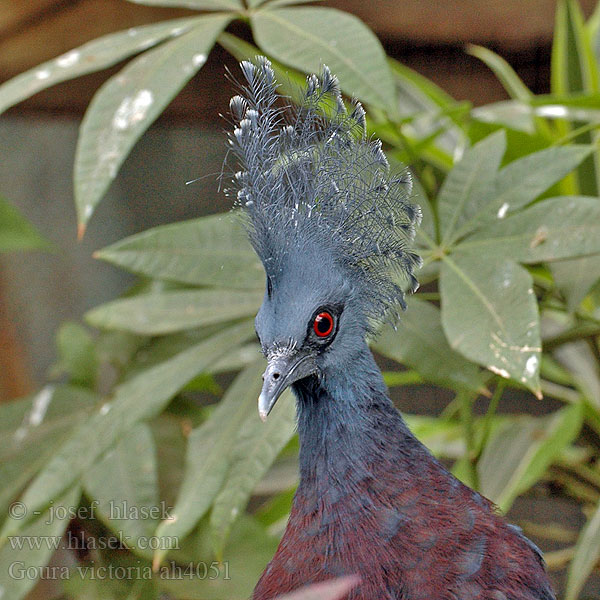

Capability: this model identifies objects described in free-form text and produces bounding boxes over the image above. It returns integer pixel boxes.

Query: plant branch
[459,391,479,489]
[476,380,504,456]
[540,380,581,404]
[544,546,575,571]
[543,323,600,350]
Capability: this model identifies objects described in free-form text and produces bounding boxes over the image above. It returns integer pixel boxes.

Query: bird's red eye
[313,312,334,337]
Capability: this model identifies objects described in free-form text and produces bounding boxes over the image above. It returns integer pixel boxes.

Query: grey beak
[258,353,318,421]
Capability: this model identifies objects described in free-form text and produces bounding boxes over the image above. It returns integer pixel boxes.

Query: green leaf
[467,45,533,102]
[0,386,96,452]
[247,0,315,6]
[554,339,600,411]
[533,92,600,108]
[52,321,97,385]
[566,497,600,600]
[74,14,232,232]
[411,176,436,245]
[0,320,254,542]
[0,17,209,116]
[157,516,278,600]
[587,0,600,45]
[531,94,600,120]
[388,58,456,110]
[0,485,81,600]
[0,386,96,526]
[96,213,264,289]
[150,415,187,509]
[210,342,262,374]
[255,487,296,528]
[373,297,487,394]
[451,145,593,241]
[83,424,160,559]
[440,253,541,396]
[405,414,468,460]
[86,289,263,335]
[387,59,466,163]
[125,325,260,380]
[127,0,242,9]
[0,196,49,252]
[264,0,324,6]
[471,101,535,134]
[478,404,583,511]
[210,389,296,555]
[437,131,506,245]
[64,575,152,600]
[551,1,600,196]
[552,0,597,96]
[552,255,600,311]
[152,361,265,565]
[460,196,600,263]
[251,7,395,113]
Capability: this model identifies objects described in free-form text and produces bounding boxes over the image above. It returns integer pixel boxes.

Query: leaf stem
[543,323,600,350]
[540,379,581,404]
[477,380,504,455]
[548,469,600,503]
[544,546,575,571]
[459,391,479,488]
[519,519,577,543]
[583,403,600,438]
[557,457,600,490]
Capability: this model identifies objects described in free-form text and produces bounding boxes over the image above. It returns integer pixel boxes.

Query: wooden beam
[0,0,193,79]
[326,0,597,48]
[0,0,64,38]
[3,0,594,80]
[0,0,573,120]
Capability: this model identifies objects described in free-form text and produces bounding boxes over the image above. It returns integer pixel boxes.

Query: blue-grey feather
[226,57,422,329]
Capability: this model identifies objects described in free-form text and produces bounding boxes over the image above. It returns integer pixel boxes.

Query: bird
[226,56,555,600]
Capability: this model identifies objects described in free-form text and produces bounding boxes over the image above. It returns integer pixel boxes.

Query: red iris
[313,312,334,337]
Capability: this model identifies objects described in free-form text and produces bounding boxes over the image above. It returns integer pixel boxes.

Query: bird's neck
[293,346,423,490]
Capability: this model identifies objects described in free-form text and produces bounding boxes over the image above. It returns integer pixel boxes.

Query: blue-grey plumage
[226,57,422,329]
[226,56,423,418]
[226,57,555,600]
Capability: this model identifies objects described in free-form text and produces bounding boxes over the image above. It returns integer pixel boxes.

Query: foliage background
[1,1,600,599]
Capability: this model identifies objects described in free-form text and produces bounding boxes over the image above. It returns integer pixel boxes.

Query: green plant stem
[557,457,600,490]
[519,519,577,543]
[586,335,600,366]
[476,381,504,456]
[414,292,440,301]
[544,322,600,350]
[540,380,581,404]
[539,300,600,326]
[555,120,600,145]
[440,395,461,421]
[382,370,423,387]
[544,546,575,571]
[459,391,478,488]
[548,469,600,504]
[584,403,600,438]
[388,120,424,175]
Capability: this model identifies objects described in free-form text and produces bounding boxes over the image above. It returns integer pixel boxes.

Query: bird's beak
[258,352,318,421]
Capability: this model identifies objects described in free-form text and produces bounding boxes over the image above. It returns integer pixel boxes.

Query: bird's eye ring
[313,312,334,337]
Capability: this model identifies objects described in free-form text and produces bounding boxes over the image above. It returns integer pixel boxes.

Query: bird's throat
[292,347,417,495]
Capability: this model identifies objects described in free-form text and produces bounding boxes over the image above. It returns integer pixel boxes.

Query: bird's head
[226,57,422,420]
[254,242,366,420]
